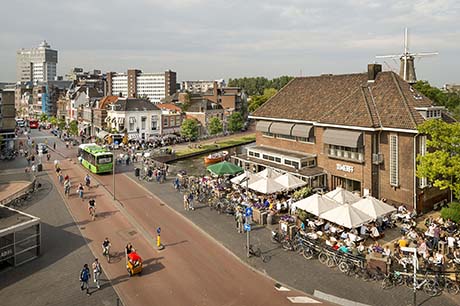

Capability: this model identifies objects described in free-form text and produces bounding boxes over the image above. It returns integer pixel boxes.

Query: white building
[106,98,162,140]
[16,41,58,83]
[181,79,226,93]
[107,69,176,104]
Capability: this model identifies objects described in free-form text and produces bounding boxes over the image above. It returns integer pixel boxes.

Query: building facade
[106,98,162,140]
[107,69,176,104]
[239,64,452,213]
[181,79,226,93]
[157,103,184,135]
[0,89,16,152]
[16,41,58,83]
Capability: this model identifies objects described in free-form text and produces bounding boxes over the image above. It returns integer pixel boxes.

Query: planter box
[252,208,261,224]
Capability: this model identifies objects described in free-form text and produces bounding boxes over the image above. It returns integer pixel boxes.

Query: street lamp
[240,174,251,258]
[112,153,116,200]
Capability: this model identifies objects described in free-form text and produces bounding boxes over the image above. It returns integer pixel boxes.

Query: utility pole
[112,156,116,200]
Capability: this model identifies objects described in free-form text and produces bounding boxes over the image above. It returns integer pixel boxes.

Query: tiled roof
[252,71,440,130]
[99,96,119,110]
[112,98,160,112]
[157,103,182,112]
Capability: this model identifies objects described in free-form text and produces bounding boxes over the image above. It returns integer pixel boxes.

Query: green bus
[78,143,113,174]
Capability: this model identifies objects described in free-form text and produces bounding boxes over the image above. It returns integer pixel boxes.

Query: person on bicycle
[102,238,111,259]
[88,198,96,220]
[85,174,91,189]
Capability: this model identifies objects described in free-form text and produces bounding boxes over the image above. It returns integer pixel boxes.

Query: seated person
[360,225,369,240]
[323,222,331,233]
[452,249,460,265]
[382,245,391,257]
[369,225,380,240]
[371,241,383,253]
[340,231,348,240]
[338,243,349,253]
[357,242,366,255]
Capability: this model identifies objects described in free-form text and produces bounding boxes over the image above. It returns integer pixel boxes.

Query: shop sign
[336,163,354,173]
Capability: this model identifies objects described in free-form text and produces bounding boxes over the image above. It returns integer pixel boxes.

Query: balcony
[328,148,364,163]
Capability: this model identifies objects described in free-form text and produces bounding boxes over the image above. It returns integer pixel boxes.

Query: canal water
[169,142,255,177]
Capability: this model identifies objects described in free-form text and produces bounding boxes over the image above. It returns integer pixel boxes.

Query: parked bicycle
[245,244,271,263]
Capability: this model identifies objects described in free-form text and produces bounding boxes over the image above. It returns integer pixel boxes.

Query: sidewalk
[126,171,459,306]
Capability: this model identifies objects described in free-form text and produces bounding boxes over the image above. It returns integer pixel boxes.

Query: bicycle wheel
[282,240,293,251]
[254,248,262,258]
[338,261,351,274]
[381,276,393,290]
[302,247,314,260]
[318,252,329,265]
[326,256,336,268]
[445,280,459,295]
[262,254,271,263]
[423,280,441,297]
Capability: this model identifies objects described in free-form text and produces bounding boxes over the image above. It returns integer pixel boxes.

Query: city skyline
[1,0,459,86]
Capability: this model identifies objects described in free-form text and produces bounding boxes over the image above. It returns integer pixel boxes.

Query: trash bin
[135,168,140,177]
[37,163,43,172]
[267,213,273,225]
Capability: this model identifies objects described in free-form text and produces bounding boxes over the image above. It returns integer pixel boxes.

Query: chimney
[367,63,382,83]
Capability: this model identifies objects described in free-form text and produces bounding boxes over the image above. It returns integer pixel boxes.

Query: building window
[164,117,169,127]
[141,117,146,130]
[418,135,428,188]
[151,115,158,131]
[129,117,135,131]
[328,145,364,162]
[170,116,175,127]
[390,134,399,186]
[262,132,274,138]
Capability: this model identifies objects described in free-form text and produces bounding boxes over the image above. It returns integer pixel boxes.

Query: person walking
[85,174,91,189]
[77,183,84,201]
[79,264,91,296]
[64,178,71,197]
[183,193,189,211]
[53,142,56,150]
[92,258,102,289]
[188,192,194,211]
[235,209,244,233]
[46,152,51,161]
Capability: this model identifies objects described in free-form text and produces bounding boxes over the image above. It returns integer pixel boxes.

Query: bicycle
[246,244,271,263]
[381,271,404,289]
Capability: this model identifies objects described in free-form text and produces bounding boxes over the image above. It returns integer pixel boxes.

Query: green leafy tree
[180,118,199,141]
[227,112,244,133]
[208,117,223,135]
[414,80,460,119]
[40,113,48,122]
[228,76,293,96]
[249,88,278,112]
[49,116,58,127]
[67,120,79,137]
[416,119,460,199]
[57,118,66,130]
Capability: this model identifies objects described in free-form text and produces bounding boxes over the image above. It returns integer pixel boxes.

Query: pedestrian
[188,192,194,211]
[183,193,189,211]
[92,258,102,289]
[79,264,91,296]
[31,163,37,173]
[53,142,56,150]
[64,178,71,197]
[85,174,91,189]
[77,183,84,200]
[46,152,51,161]
[235,209,244,233]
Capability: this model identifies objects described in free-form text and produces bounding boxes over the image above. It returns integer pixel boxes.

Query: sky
[0,0,459,87]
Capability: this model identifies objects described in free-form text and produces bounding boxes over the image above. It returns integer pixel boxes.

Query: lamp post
[240,174,251,258]
[401,247,418,306]
[112,153,116,200]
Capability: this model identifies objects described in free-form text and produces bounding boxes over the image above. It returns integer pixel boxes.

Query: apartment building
[107,69,176,104]
[0,89,16,151]
[16,41,58,83]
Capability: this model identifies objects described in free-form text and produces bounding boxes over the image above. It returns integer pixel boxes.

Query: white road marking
[274,283,291,291]
[287,296,321,304]
[314,290,370,306]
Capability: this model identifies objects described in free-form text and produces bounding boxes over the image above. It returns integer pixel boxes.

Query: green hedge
[440,202,460,223]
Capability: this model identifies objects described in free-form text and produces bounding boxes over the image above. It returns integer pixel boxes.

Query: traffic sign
[244,224,251,232]
[245,207,253,217]
[157,227,161,234]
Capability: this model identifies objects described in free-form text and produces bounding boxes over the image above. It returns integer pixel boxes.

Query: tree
[67,120,79,137]
[228,76,293,96]
[180,118,199,141]
[227,112,244,133]
[40,113,48,122]
[249,88,278,112]
[57,118,66,131]
[208,117,223,135]
[49,116,58,127]
[414,80,460,120]
[416,119,460,199]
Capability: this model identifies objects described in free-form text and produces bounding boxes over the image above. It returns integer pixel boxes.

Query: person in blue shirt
[79,264,91,296]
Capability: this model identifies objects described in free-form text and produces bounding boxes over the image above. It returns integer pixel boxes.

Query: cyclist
[88,198,96,220]
[102,238,111,262]
[85,174,91,189]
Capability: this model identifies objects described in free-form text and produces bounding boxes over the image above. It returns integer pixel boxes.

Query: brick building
[236,64,453,213]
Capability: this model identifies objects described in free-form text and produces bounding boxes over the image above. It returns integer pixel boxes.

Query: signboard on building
[336,163,354,173]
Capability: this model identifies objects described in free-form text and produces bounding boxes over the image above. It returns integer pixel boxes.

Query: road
[37,128,326,306]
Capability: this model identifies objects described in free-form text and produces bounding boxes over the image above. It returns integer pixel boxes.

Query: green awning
[207,161,244,176]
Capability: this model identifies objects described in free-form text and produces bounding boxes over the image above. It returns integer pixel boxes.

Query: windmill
[376,28,438,84]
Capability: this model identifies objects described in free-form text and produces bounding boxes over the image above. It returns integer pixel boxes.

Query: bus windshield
[97,155,113,164]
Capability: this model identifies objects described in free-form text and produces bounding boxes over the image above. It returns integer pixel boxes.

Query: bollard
[156,227,164,250]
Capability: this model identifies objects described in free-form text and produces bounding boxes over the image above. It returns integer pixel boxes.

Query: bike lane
[45,156,328,305]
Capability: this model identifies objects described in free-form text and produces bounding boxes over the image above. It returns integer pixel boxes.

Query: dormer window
[426,109,442,119]
[415,107,443,119]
